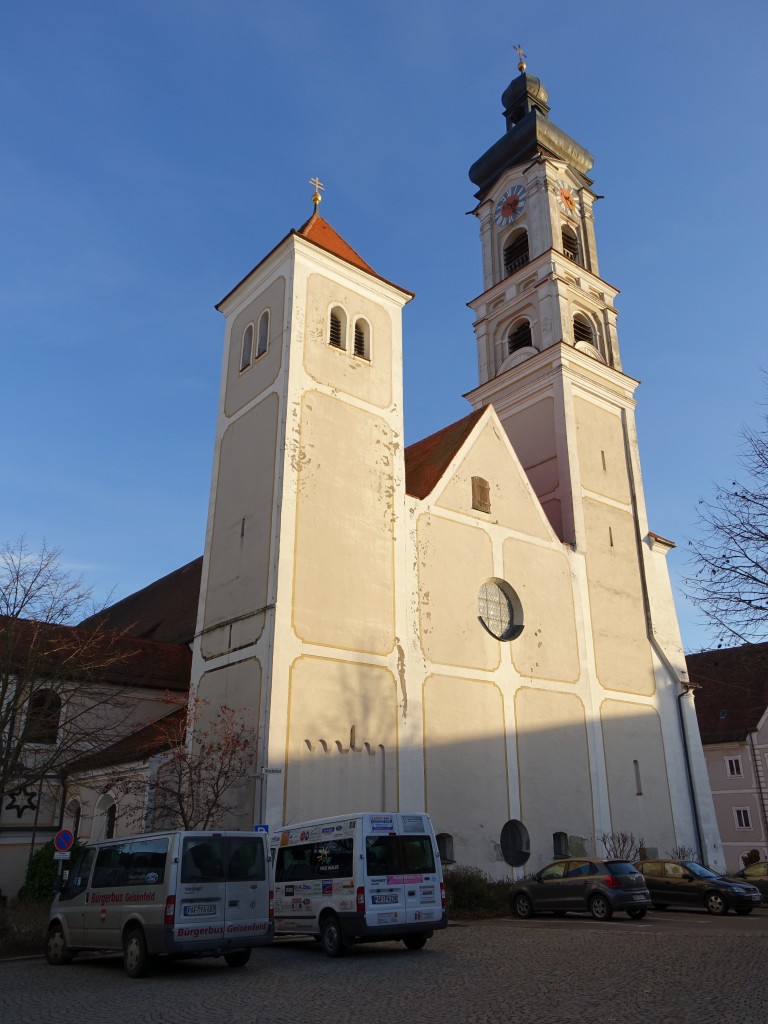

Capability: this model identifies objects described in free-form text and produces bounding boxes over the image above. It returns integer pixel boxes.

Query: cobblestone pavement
[3,909,768,1024]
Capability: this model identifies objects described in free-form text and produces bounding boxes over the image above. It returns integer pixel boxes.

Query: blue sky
[1,1,766,653]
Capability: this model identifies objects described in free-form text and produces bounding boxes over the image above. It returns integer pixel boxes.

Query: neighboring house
[0,612,191,897]
[688,644,768,872]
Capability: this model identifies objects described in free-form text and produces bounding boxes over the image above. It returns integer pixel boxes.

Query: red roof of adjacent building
[80,557,202,646]
[1,615,191,692]
[71,705,186,771]
[404,408,485,499]
[687,644,768,744]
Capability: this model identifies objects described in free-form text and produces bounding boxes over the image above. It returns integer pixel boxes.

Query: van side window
[228,837,266,881]
[180,838,225,883]
[60,847,96,900]
[92,843,131,888]
[276,838,354,882]
[127,838,169,886]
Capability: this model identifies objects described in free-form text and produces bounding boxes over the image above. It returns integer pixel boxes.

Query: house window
[726,756,743,778]
[562,225,580,262]
[507,319,532,355]
[25,690,61,746]
[553,831,569,858]
[256,310,269,358]
[436,833,454,864]
[329,306,346,349]
[240,323,254,371]
[105,803,117,839]
[478,578,524,641]
[503,230,529,276]
[471,476,491,514]
[735,808,752,830]
[353,318,370,360]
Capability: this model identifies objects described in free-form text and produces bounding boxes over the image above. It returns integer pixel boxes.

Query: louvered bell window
[562,227,579,262]
[354,320,370,359]
[507,321,532,355]
[503,232,529,276]
[573,316,594,344]
[329,312,343,348]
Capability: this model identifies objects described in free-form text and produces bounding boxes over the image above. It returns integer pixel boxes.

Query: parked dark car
[634,859,762,915]
[731,860,768,904]
[509,858,651,921]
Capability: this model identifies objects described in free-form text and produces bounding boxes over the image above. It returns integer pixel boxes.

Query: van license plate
[372,894,398,905]
[183,904,217,917]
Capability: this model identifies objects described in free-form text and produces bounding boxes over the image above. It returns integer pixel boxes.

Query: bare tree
[0,537,138,808]
[598,831,645,861]
[112,698,256,831]
[685,400,768,646]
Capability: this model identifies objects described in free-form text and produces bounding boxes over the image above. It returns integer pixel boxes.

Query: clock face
[555,179,581,218]
[494,184,527,227]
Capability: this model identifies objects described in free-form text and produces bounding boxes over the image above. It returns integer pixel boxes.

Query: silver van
[46,829,274,976]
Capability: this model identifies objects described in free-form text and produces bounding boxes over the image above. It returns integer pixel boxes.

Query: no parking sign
[53,829,74,860]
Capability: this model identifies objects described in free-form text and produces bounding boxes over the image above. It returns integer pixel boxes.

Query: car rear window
[605,861,637,875]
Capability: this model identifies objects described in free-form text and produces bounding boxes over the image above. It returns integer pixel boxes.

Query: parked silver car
[510,858,651,921]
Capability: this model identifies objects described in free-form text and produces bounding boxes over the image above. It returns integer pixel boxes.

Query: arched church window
[26,689,61,745]
[573,313,595,345]
[562,225,580,263]
[329,306,346,350]
[503,230,529,277]
[353,318,370,360]
[507,319,532,355]
[436,833,455,864]
[240,323,254,371]
[256,310,269,358]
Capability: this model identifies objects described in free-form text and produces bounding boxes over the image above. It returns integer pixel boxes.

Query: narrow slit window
[256,310,269,358]
[240,324,254,370]
[633,759,643,795]
[472,476,491,514]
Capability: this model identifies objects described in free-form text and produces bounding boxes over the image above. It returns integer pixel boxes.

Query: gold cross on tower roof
[514,44,527,73]
[309,176,325,209]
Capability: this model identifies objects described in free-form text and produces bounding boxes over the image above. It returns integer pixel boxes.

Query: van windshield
[366,835,436,875]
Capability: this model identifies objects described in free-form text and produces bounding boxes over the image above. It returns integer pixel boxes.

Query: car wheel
[224,949,251,967]
[734,908,753,916]
[589,894,613,921]
[512,893,535,919]
[403,934,428,950]
[626,907,647,920]
[123,927,151,978]
[320,914,346,957]
[45,924,74,965]
[704,891,729,916]
[652,903,669,911]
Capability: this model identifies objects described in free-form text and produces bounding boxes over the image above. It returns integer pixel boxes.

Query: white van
[46,829,274,977]
[271,811,447,955]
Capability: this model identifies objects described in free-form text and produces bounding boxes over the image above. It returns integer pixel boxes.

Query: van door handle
[229,900,239,908]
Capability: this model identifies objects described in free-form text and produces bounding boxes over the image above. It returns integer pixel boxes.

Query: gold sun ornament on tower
[309,176,325,210]
[514,44,527,73]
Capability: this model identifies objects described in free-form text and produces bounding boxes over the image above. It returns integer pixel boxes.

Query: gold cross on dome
[309,176,325,208]
[514,44,527,73]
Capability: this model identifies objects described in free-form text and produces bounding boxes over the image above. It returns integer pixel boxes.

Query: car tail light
[269,889,274,921]
[356,886,366,911]
[440,882,446,909]
[604,874,620,889]
[163,895,176,925]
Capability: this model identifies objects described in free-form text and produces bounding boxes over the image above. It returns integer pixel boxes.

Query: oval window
[500,819,531,867]
[478,578,524,641]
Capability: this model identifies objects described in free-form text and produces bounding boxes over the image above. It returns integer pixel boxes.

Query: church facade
[189,64,722,876]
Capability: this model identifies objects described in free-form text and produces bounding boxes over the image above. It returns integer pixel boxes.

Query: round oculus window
[478,579,524,641]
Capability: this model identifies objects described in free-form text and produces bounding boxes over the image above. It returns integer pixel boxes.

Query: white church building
[186,61,722,876]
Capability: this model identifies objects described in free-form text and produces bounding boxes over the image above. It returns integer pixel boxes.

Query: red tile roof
[71,706,186,771]
[1,615,191,692]
[687,644,768,744]
[404,408,485,499]
[216,212,413,309]
[81,557,202,645]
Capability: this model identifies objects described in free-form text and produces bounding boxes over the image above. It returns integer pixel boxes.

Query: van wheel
[123,927,151,978]
[45,924,74,965]
[403,934,428,950]
[224,949,251,968]
[320,914,346,957]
